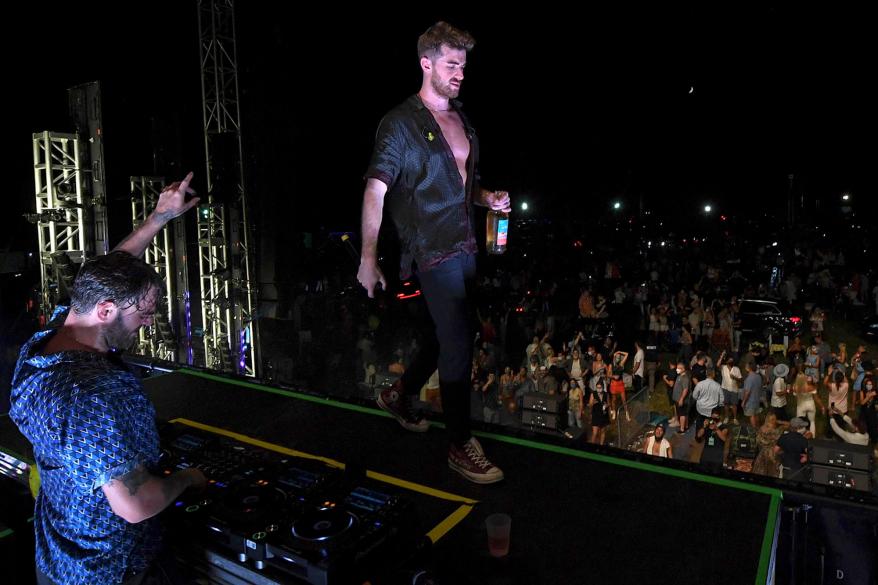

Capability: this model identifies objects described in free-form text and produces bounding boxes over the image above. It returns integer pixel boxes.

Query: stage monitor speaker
[521,392,565,414]
[808,464,872,492]
[521,410,562,430]
[809,439,871,471]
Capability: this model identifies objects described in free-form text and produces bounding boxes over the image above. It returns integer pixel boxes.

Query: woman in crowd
[591,352,608,382]
[588,379,611,445]
[752,412,784,477]
[804,345,821,380]
[567,379,585,429]
[824,369,851,416]
[499,366,516,408]
[794,373,825,437]
[609,350,630,422]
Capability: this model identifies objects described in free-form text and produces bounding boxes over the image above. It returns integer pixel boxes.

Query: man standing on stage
[357,22,510,484]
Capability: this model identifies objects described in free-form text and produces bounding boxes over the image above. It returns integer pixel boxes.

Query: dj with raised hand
[9,173,205,585]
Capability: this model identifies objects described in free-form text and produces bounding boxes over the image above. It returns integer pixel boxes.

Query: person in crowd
[770,364,791,422]
[643,423,673,459]
[692,367,725,431]
[672,361,692,433]
[813,332,831,377]
[695,407,730,471]
[720,353,742,423]
[850,345,868,403]
[751,412,785,477]
[775,416,811,480]
[793,373,825,437]
[567,379,585,429]
[588,379,611,445]
[608,350,629,421]
[565,348,587,387]
[803,345,821,380]
[741,361,764,428]
[499,365,516,407]
[858,377,878,454]
[538,365,560,395]
[824,369,851,418]
[786,336,806,369]
[578,288,596,320]
[828,406,870,446]
[690,351,709,385]
[591,351,608,381]
[662,360,679,426]
[679,323,694,364]
[631,340,645,394]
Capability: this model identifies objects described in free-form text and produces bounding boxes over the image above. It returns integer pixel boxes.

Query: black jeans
[400,253,476,446]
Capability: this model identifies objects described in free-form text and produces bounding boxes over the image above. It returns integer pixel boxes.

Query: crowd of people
[353,231,877,482]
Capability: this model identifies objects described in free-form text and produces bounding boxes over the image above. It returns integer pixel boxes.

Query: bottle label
[497,218,508,246]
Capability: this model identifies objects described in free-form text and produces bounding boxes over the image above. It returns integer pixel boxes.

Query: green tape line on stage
[176,369,782,498]
[472,430,784,498]
[178,369,393,418]
[756,493,781,585]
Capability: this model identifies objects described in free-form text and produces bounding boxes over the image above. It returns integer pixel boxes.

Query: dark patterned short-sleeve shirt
[365,94,480,278]
[9,309,161,585]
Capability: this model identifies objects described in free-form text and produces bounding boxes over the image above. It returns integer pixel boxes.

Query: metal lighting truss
[31,131,89,321]
[197,0,258,376]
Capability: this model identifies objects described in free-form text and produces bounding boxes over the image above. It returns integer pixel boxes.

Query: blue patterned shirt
[9,309,162,585]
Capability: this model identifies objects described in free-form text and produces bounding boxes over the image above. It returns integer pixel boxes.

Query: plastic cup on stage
[485,513,512,557]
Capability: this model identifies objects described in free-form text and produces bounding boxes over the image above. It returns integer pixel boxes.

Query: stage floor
[144,369,779,584]
[0,368,789,584]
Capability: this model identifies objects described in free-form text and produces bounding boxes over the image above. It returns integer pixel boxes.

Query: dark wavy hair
[417,21,475,60]
[70,251,164,314]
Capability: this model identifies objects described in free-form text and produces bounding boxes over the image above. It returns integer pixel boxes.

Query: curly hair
[70,251,164,314]
[417,21,475,60]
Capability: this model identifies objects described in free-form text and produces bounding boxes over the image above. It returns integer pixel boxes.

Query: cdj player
[158,421,420,585]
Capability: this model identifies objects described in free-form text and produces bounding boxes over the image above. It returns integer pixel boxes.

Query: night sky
[5,3,874,259]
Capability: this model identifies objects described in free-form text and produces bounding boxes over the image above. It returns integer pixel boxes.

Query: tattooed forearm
[160,470,192,502]
[115,465,151,496]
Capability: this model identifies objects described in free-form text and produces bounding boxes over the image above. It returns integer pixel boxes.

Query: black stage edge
[2,367,877,584]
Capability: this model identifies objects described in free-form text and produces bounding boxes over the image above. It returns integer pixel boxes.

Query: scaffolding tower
[31,131,90,322]
[197,0,259,376]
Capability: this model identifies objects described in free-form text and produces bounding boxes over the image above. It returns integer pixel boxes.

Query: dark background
[3,2,874,280]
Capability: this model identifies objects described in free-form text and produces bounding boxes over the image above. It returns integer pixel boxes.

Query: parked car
[737,298,804,340]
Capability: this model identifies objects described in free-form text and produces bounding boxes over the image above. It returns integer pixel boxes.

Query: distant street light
[703,204,712,213]
[612,201,622,210]
[841,193,851,201]
[521,202,529,211]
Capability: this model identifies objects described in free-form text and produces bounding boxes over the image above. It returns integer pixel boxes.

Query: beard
[431,75,460,99]
[104,314,138,352]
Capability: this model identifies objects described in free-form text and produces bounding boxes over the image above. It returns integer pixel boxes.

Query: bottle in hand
[486,209,510,255]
